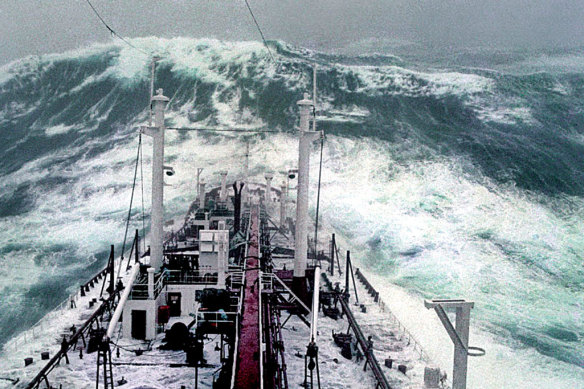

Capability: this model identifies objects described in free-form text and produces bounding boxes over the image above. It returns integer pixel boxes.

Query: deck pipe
[219,171,228,201]
[199,180,206,209]
[280,181,287,231]
[105,265,141,338]
[310,265,321,342]
[232,182,244,232]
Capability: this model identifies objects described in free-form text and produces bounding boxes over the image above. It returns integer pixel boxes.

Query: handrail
[165,269,220,285]
[6,263,114,351]
[128,271,167,300]
[355,268,431,362]
[196,309,239,324]
[26,292,119,389]
[338,296,392,389]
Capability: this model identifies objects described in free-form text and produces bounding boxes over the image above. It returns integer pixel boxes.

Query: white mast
[312,63,317,132]
[148,57,161,126]
[294,93,318,283]
[147,88,169,270]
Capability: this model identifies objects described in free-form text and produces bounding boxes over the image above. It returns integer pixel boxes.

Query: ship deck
[0,184,435,389]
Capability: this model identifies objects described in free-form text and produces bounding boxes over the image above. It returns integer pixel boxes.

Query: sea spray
[0,38,582,387]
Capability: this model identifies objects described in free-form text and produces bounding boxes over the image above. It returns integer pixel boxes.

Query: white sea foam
[45,124,76,136]
[2,37,528,131]
[337,64,493,97]
[1,127,583,387]
[476,105,537,125]
[509,53,584,74]
[1,39,583,388]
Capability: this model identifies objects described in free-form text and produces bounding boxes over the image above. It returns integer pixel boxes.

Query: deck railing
[165,269,219,285]
[128,272,166,300]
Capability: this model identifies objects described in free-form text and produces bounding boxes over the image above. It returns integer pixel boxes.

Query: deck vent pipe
[280,181,287,230]
[264,173,273,206]
[219,171,228,201]
[199,180,206,209]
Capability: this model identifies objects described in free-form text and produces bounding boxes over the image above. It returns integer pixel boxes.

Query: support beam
[108,245,115,295]
[424,299,482,389]
[280,181,287,231]
[310,265,321,342]
[147,268,155,300]
[106,265,140,338]
[199,180,206,209]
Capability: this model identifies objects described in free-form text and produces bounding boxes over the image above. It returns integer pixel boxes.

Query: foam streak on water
[0,38,583,388]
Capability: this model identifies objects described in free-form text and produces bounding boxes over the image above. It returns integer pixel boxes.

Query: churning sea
[0,38,582,387]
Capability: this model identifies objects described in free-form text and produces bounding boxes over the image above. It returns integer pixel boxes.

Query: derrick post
[293,93,318,299]
[145,89,169,270]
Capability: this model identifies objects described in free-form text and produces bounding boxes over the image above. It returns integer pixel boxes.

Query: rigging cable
[83,0,150,56]
[312,64,323,265]
[168,127,280,133]
[116,134,142,281]
[242,0,278,65]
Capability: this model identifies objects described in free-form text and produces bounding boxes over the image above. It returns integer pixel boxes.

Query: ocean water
[0,38,582,387]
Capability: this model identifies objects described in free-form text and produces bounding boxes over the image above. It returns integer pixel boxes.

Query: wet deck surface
[234,206,261,388]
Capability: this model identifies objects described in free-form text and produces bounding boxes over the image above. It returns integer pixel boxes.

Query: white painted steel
[280,181,287,230]
[264,173,273,206]
[294,93,318,278]
[310,265,321,341]
[220,171,228,201]
[424,299,476,389]
[149,89,169,270]
[199,180,206,209]
[147,267,155,299]
[105,265,140,338]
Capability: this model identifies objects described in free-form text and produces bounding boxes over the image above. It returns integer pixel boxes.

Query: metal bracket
[139,125,159,138]
[424,299,484,389]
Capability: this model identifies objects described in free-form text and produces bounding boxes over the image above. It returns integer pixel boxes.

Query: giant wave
[0,37,583,388]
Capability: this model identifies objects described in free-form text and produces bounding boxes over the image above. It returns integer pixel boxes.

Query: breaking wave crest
[0,37,583,387]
